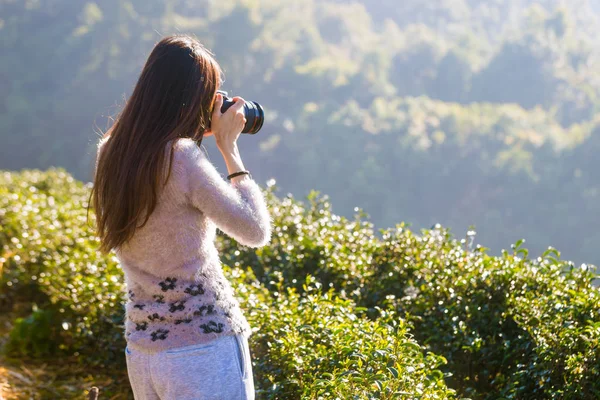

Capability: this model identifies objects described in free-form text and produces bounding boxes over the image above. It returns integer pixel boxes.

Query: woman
[90,34,272,399]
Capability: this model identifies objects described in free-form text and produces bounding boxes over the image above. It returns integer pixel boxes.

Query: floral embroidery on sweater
[158,277,177,291]
[151,329,170,341]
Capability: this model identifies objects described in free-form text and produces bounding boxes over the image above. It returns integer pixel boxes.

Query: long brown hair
[88,34,223,254]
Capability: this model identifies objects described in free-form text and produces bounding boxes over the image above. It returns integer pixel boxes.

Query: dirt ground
[0,360,132,400]
[0,314,132,400]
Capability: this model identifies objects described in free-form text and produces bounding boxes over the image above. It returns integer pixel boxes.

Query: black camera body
[216,90,264,134]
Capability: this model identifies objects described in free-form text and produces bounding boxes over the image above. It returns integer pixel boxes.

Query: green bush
[367,226,600,399]
[228,267,456,399]
[506,256,600,399]
[0,169,126,365]
[0,169,456,398]
[1,169,598,399]
[221,184,600,399]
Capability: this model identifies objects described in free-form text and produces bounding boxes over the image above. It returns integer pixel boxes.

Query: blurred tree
[0,0,598,265]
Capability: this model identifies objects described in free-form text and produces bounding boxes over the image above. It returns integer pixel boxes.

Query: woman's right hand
[209,93,247,154]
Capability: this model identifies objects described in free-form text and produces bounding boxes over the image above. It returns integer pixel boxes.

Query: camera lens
[243,101,264,135]
[216,91,264,135]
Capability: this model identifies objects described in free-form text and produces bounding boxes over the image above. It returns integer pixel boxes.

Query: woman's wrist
[218,142,239,158]
[219,144,246,177]
[229,172,251,185]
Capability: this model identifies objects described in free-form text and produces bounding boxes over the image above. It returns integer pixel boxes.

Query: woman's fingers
[230,97,246,130]
[211,94,246,149]
[212,93,223,118]
[230,97,245,113]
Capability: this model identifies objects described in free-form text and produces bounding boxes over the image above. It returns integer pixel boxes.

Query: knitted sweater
[95,136,272,353]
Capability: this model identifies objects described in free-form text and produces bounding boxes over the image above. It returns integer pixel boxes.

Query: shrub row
[2,168,598,399]
[219,184,600,399]
[0,168,455,398]
[228,267,455,399]
[367,227,600,399]
[0,169,126,363]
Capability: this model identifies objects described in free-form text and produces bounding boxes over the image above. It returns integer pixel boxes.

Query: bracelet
[227,170,251,181]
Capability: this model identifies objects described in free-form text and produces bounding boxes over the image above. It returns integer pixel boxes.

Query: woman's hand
[205,93,246,154]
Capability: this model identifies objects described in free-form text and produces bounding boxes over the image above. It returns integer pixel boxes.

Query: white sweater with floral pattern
[95,137,272,353]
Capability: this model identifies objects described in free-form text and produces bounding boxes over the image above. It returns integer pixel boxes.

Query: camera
[216,90,264,134]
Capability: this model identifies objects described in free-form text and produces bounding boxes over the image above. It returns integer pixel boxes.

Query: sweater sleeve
[178,140,272,248]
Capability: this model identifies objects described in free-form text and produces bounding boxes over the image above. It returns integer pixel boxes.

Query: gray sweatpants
[125,333,255,399]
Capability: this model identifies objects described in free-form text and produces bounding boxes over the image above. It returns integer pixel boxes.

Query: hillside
[0,2,599,261]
